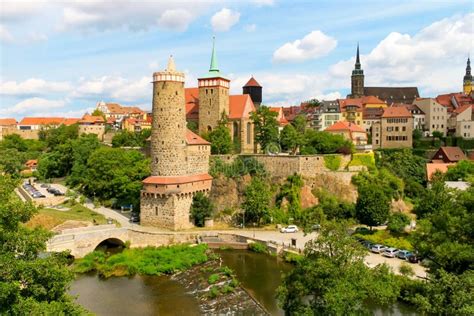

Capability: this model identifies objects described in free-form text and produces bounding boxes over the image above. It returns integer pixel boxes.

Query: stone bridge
[46,225,200,258]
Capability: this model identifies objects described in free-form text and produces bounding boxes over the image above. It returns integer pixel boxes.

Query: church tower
[350,43,365,98]
[198,37,230,134]
[463,57,473,95]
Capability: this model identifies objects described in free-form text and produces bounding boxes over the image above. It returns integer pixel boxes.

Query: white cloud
[0,78,72,96]
[211,8,240,32]
[0,97,66,116]
[273,30,337,63]
[0,25,13,42]
[158,9,194,31]
[244,24,256,32]
[329,13,474,95]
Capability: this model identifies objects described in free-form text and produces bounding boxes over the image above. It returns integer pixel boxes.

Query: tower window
[211,89,213,94]
[206,89,208,94]
[155,207,158,216]
[162,141,164,144]
[175,91,178,95]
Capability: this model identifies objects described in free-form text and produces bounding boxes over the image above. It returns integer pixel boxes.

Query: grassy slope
[26,204,107,230]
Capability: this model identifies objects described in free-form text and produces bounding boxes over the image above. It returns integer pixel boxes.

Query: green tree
[187,121,198,133]
[279,124,301,155]
[190,192,215,227]
[83,147,150,208]
[387,212,410,233]
[355,185,390,229]
[276,174,304,221]
[241,176,272,225]
[0,134,28,151]
[0,175,86,314]
[67,134,101,187]
[250,105,279,152]
[40,124,79,150]
[444,160,474,182]
[0,148,26,175]
[91,109,106,121]
[205,114,233,154]
[278,221,400,315]
[300,130,354,154]
[292,114,307,134]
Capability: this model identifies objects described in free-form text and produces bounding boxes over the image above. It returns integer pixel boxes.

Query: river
[70,249,418,315]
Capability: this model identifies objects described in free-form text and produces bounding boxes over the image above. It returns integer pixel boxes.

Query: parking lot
[19,180,68,206]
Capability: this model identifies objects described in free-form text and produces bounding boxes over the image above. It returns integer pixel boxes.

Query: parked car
[397,250,412,260]
[130,213,140,223]
[408,254,422,264]
[40,183,50,188]
[361,240,373,249]
[32,192,45,198]
[280,225,299,233]
[370,244,387,253]
[382,248,399,258]
[311,224,321,231]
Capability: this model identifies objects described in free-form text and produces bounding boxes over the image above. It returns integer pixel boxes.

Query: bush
[208,273,220,284]
[354,230,413,251]
[387,212,411,234]
[208,286,220,299]
[349,152,375,169]
[248,242,268,253]
[324,155,342,171]
[283,252,303,264]
[399,263,415,277]
[190,192,214,227]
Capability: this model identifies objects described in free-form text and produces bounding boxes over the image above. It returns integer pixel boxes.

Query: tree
[190,192,214,227]
[0,134,28,151]
[250,105,279,153]
[279,124,301,155]
[276,174,304,221]
[278,221,400,315]
[387,212,410,234]
[444,160,474,182]
[0,148,26,175]
[300,130,354,154]
[187,121,198,133]
[91,109,106,121]
[0,175,86,314]
[83,147,150,208]
[292,114,307,134]
[39,124,79,150]
[67,135,101,187]
[241,176,272,225]
[205,114,233,154]
[355,185,390,229]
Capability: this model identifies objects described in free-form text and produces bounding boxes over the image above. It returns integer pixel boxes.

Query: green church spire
[209,36,219,72]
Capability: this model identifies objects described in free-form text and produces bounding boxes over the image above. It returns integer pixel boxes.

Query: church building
[348,44,420,104]
[185,39,257,154]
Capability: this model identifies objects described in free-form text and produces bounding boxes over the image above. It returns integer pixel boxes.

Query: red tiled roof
[185,88,200,120]
[436,93,474,112]
[105,103,145,115]
[453,104,472,114]
[0,118,17,125]
[269,107,289,125]
[325,121,365,133]
[229,94,255,119]
[79,114,105,124]
[19,117,73,126]
[186,129,210,145]
[382,106,413,118]
[143,173,212,185]
[25,159,38,167]
[282,106,302,121]
[426,163,454,181]
[436,147,466,162]
[362,107,384,120]
[243,77,261,87]
[62,118,80,126]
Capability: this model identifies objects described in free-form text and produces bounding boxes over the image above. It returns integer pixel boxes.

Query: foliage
[444,160,474,182]
[73,244,209,278]
[276,174,304,221]
[355,184,390,228]
[323,155,341,171]
[186,121,198,133]
[82,147,150,209]
[250,105,279,152]
[349,152,375,169]
[283,252,304,264]
[376,149,427,187]
[300,130,354,155]
[209,156,266,178]
[241,176,272,225]
[26,205,107,230]
[352,168,404,200]
[190,192,215,227]
[39,124,79,150]
[292,114,307,134]
[412,182,474,275]
[111,129,151,148]
[66,134,101,187]
[204,114,233,154]
[0,135,46,176]
[279,124,302,155]
[91,109,106,121]
[0,175,86,314]
[248,242,268,254]
[277,221,400,315]
[353,229,413,251]
[313,188,355,220]
[387,212,411,234]
[399,263,415,277]
[208,273,220,284]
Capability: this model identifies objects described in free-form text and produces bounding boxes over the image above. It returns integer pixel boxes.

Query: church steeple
[350,43,364,98]
[202,36,225,79]
[464,56,473,95]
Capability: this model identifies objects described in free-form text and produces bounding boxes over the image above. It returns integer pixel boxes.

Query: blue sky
[0,0,473,119]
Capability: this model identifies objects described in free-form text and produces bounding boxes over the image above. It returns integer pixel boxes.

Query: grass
[354,229,413,251]
[349,152,375,169]
[248,242,268,254]
[324,155,342,171]
[26,204,107,230]
[73,244,209,278]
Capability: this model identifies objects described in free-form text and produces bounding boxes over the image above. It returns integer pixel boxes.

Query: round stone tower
[151,56,187,176]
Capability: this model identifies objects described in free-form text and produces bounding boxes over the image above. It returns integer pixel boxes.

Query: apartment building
[372,107,413,149]
[413,98,447,136]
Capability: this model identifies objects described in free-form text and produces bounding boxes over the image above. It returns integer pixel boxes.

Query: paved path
[84,202,133,228]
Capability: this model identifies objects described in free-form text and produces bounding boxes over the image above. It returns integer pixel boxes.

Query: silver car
[382,248,399,258]
[370,244,387,253]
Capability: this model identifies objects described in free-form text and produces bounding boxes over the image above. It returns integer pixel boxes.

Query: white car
[382,248,399,258]
[370,244,388,253]
[280,225,298,233]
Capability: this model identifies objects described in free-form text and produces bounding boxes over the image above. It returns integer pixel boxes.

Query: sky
[0,0,473,119]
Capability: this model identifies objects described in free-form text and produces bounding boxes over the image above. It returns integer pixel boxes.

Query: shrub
[324,155,341,171]
[349,152,375,169]
[387,212,411,234]
[248,242,268,253]
[353,230,413,251]
[220,266,234,277]
[208,286,220,299]
[399,263,415,277]
[283,252,303,264]
[190,192,214,227]
[208,273,220,284]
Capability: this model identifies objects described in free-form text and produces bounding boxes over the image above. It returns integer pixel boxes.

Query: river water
[70,249,418,315]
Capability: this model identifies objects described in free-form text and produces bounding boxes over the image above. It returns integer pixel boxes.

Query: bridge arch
[94,237,126,252]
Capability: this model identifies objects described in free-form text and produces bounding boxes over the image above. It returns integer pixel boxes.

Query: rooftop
[382,106,413,118]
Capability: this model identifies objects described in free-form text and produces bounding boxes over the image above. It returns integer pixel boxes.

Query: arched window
[247,122,251,144]
[207,125,212,132]
[233,121,239,140]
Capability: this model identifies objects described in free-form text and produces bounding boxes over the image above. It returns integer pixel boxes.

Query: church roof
[243,77,261,87]
[364,87,419,104]
[200,37,228,79]
[229,94,256,119]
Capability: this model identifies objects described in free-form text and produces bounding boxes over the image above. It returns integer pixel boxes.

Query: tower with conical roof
[243,76,262,107]
[141,56,212,230]
[463,56,473,95]
[350,43,365,98]
[198,37,230,134]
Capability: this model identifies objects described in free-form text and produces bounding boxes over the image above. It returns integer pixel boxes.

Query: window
[155,207,158,216]
[247,122,252,144]
[402,126,406,132]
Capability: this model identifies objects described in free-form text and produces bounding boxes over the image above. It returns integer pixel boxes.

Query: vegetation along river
[70,249,418,315]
